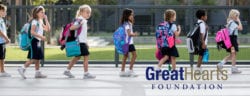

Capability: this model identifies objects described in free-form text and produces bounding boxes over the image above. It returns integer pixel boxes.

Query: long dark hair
[120,8,134,25]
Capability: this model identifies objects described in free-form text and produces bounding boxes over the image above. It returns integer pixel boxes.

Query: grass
[6,46,250,61]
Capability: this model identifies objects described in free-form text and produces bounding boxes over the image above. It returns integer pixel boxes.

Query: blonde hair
[0,4,7,11]
[76,5,92,18]
[164,9,176,22]
[227,9,240,23]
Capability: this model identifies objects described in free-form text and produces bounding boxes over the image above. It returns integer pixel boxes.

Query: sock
[84,72,89,75]
[220,60,226,65]
[35,70,40,73]
[66,69,70,72]
[22,65,26,69]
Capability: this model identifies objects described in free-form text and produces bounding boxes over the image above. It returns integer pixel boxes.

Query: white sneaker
[0,72,11,77]
[128,70,138,77]
[194,67,202,75]
[217,62,224,72]
[119,71,130,77]
[231,66,242,74]
[35,71,47,78]
[83,72,96,79]
[63,71,75,78]
[17,67,26,79]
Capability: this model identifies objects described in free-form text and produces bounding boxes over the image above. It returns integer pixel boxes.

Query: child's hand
[5,38,10,44]
[177,25,181,32]
[44,15,48,20]
[41,36,46,41]
[134,32,138,36]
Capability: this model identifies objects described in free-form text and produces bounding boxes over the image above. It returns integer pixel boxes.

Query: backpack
[19,22,39,51]
[186,22,203,54]
[113,24,131,55]
[59,19,82,46]
[155,21,174,49]
[215,22,234,50]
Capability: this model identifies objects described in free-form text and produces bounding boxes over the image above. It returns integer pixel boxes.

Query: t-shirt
[198,19,208,45]
[169,23,177,36]
[228,20,238,36]
[74,16,88,43]
[0,18,7,44]
[31,19,43,40]
[124,22,134,44]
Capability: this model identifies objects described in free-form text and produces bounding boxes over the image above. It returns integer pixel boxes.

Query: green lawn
[6,46,250,61]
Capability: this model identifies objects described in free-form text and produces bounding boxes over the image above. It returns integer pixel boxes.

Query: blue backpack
[19,22,39,51]
[155,21,173,48]
[113,24,131,54]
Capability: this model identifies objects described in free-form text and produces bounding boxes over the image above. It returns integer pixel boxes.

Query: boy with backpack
[0,4,11,77]
[194,9,208,74]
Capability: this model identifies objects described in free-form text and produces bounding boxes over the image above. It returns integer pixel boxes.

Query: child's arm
[236,17,243,31]
[0,31,10,44]
[43,15,51,32]
[31,25,46,41]
[126,29,137,37]
[70,20,83,30]
[174,25,181,37]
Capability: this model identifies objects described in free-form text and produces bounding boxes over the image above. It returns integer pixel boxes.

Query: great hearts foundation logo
[145,67,228,90]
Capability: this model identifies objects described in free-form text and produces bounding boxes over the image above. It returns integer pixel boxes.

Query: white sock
[22,66,26,69]
[66,69,70,72]
[84,72,89,75]
[35,70,40,73]
[220,60,226,65]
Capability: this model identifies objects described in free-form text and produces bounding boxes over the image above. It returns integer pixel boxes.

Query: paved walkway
[0,64,250,96]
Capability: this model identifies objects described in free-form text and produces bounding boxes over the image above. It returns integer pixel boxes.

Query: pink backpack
[215,28,232,49]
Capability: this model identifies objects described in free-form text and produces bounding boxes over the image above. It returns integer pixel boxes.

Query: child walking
[63,5,96,79]
[194,9,208,73]
[217,9,242,74]
[0,4,11,77]
[119,8,138,77]
[156,9,181,70]
[18,6,51,79]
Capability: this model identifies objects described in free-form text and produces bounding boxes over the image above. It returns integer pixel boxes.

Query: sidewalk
[0,65,250,96]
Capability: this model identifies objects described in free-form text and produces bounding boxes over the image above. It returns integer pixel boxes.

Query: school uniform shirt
[31,19,44,40]
[228,20,238,36]
[124,22,134,44]
[169,23,177,36]
[74,16,88,43]
[198,19,208,45]
[0,18,7,44]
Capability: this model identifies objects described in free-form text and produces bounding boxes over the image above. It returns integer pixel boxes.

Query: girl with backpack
[119,8,138,77]
[217,9,243,74]
[156,9,181,70]
[62,5,96,79]
[17,6,51,79]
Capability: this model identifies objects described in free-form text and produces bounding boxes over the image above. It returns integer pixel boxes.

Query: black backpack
[186,22,203,54]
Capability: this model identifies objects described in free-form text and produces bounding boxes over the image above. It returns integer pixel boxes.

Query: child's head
[164,9,176,22]
[32,6,45,20]
[76,5,92,19]
[228,9,240,21]
[196,9,207,21]
[0,4,7,18]
[120,8,134,24]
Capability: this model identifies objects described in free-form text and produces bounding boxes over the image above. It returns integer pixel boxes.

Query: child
[0,4,11,77]
[217,9,242,74]
[63,5,96,79]
[18,6,51,79]
[194,9,208,74]
[119,8,138,77]
[156,9,181,70]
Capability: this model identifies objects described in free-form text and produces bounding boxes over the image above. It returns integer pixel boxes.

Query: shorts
[129,44,136,52]
[160,46,179,57]
[27,38,44,60]
[0,44,6,59]
[78,43,89,56]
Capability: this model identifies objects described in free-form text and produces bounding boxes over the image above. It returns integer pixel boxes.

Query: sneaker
[0,72,11,77]
[83,72,96,79]
[119,71,130,77]
[217,62,223,72]
[35,71,47,78]
[63,71,75,78]
[231,66,242,74]
[194,67,202,75]
[17,67,26,79]
[128,70,138,77]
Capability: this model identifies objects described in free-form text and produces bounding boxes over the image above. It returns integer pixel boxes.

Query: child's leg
[170,56,176,70]
[83,56,89,72]
[231,49,236,66]
[0,59,4,72]
[33,59,40,71]
[197,55,202,68]
[121,53,128,71]
[157,55,169,68]
[67,56,81,70]
[129,51,137,70]
[23,59,33,68]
